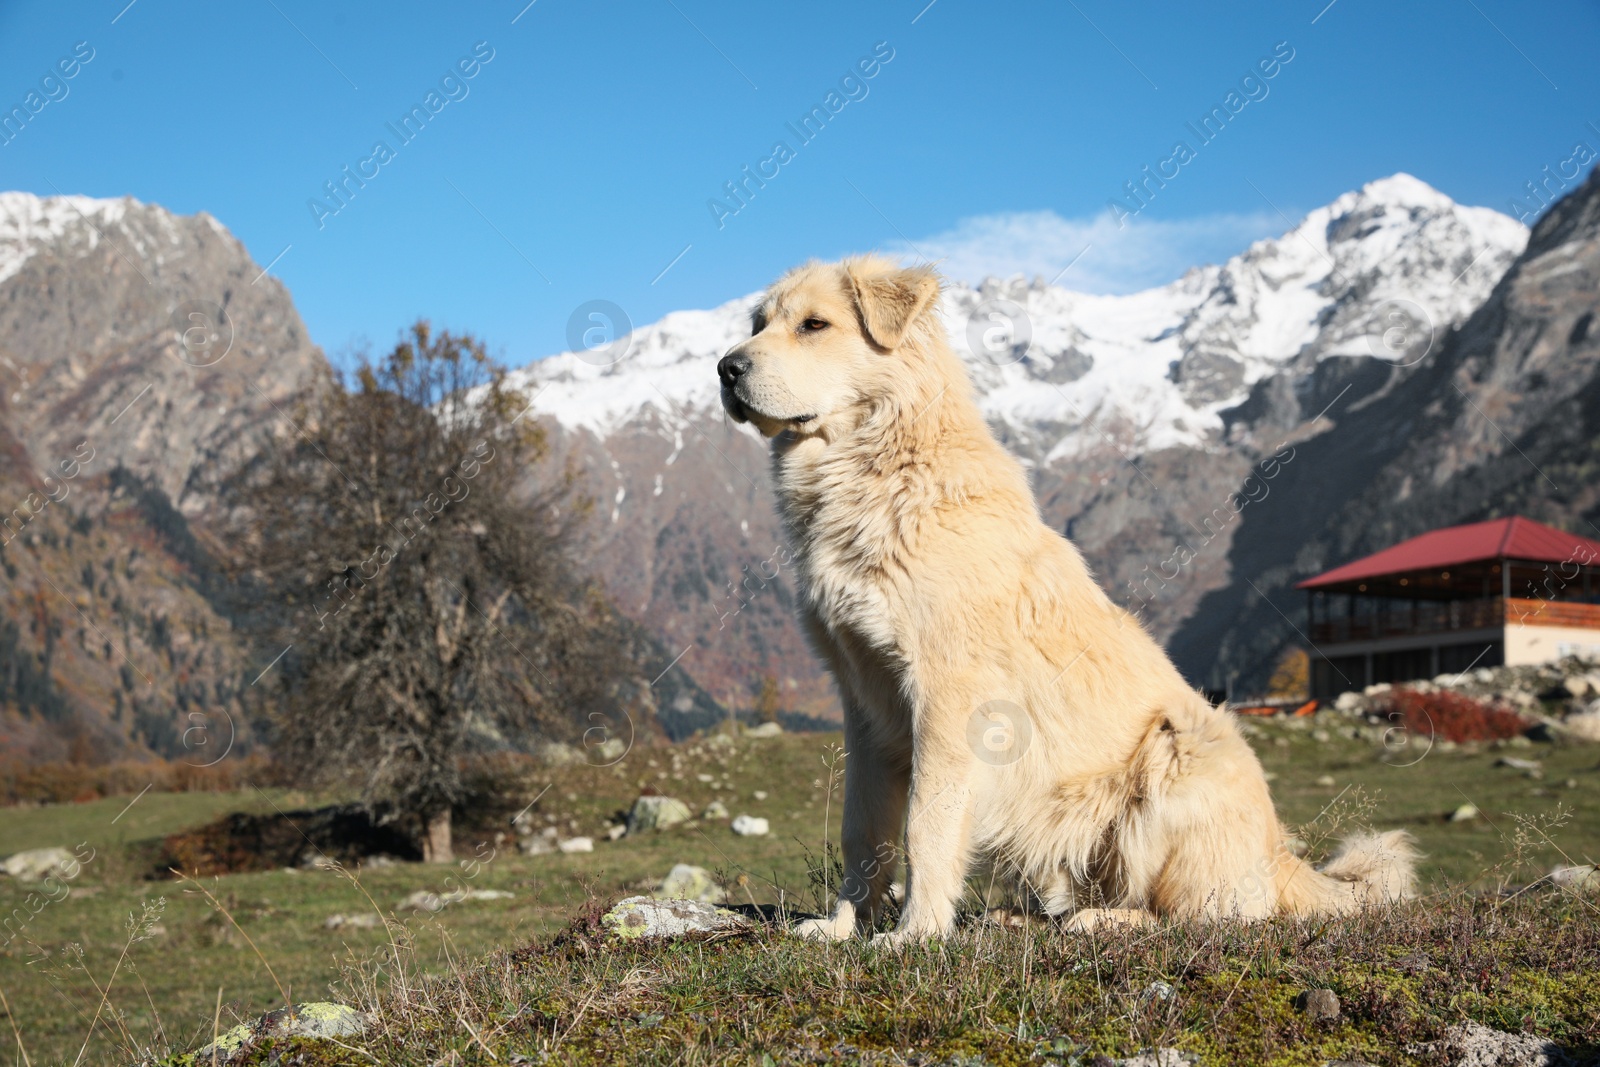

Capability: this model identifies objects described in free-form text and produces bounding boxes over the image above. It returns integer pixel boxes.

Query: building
[1298,516,1600,700]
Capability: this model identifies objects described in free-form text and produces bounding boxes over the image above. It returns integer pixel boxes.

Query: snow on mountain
[510,174,1528,460]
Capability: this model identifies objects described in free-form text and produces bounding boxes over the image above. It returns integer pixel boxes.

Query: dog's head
[718,255,941,438]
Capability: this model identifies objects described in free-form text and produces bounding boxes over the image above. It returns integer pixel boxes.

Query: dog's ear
[847,264,940,350]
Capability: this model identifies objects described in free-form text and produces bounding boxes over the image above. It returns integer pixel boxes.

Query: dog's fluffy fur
[719,256,1417,941]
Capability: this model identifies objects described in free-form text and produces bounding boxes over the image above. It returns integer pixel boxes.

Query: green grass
[1,719,1597,1066]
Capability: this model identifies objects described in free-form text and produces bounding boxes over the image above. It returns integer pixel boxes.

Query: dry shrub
[1372,687,1531,743]
[0,755,273,806]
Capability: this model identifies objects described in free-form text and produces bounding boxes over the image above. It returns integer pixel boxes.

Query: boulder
[195,1002,367,1063]
[1550,864,1599,890]
[2,846,80,882]
[731,815,769,837]
[657,863,726,903]
[627,795,692,835]
[1562,710,1600,742]
[601,896,750,939]
[1294,988,1340,1023]
[1413,1021,1568,1067]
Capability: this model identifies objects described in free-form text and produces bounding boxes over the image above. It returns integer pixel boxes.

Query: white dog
[719,255,1417,942]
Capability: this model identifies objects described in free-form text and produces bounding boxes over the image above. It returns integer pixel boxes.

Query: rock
[396,888,513,912]
[1474,668,1495,683]
[323,913,382,930]
[731,814,769,837]
[1334,692,1363,712]
[745,721,783,738]
[1508,734,1533,748]
[605,823,627,841]
[1114,1050,1195,1067]
[1562,675,1592,699]
[593,736,628,762]
[1449,803,1480,823]
[195,1002,367,1063]
[1495,756,1543,776]
[1550,864,1599,890]
[1312,730,1330,743]
[1294,988,1340,1022]
[1139,980,1176,1003]
[1415,1021,1569,1067]
[601,896,749,939]
[702,799,730,820]
[1315,774,1336,787]
[1363,683,1391,697]
[1284,837,1310,857]
[657,863,726,904]
[398,890,446,912]
[626,795,692,835]
[558,836,594,853]
[1561,710,1600,742]
[753,790,769,800]
[2,846,80,882]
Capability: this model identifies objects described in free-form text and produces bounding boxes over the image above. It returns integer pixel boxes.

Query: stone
[703,799,730,820]
[1312,730,1330,743]
[195,1002,367,1063]
[753,790,769,800]
[557,836,594,853]
[1315,774,1336,787]
[745,721,783,738]
[1414,1021,1569,1067]
[541,741,584,767]
[1550,864,1599,890]
[657,863,726,904]
[396,888,513,912]
[605,823,627,841]
[1561,710,1600,742]
[731,814,769,837]
[601,896,750,939]
[1,846,79,883]
[1114,1050,1195,1067]
[323,912,382,930]
[626,795,692,835]
[1562,675,1592,699]
[1495,756,1543,775]
[1449,803,1480,822]
[1284,837,1310,857]
[1140,980,1176,1003]
[1334,692,1363,712]
[1294,988,1340,1023]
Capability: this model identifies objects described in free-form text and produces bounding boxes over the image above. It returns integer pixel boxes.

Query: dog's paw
[791,915,853,942]
[1061,907,1156,933]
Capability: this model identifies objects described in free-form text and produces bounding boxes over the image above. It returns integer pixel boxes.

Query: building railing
[1311,596,1600,643]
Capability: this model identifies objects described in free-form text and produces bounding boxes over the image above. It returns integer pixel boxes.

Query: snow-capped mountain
[514,175,1524,457]
[505,174,1530,717]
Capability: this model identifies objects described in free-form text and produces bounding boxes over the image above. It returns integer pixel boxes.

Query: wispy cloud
[886,209,1286,294]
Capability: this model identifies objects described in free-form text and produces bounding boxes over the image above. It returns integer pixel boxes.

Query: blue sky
[2,0,1597,368]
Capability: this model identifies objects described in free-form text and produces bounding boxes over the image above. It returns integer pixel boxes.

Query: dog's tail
[1275,830,1420,916]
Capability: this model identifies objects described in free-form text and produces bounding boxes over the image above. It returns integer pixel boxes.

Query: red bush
[1371,687,1531,744]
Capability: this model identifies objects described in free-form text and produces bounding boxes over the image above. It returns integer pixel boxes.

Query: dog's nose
[718,352,752,383]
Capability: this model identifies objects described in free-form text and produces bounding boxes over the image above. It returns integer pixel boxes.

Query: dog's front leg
[877,734,975,944]
[793,724,909,941]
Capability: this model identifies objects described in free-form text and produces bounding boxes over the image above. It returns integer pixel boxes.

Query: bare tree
[231,322,633,862]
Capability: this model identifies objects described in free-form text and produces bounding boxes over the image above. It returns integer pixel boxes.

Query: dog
[718,255,1417,943]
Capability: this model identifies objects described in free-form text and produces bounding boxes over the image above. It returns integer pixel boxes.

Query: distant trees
[232,322,633,862]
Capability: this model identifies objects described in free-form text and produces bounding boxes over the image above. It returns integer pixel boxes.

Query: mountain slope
[507,174,1529,714]
[1168,165,1600,693]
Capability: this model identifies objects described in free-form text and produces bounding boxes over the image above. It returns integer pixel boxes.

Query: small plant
[1372,687,1531,744]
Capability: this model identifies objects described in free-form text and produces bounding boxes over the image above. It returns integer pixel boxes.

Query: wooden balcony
[1310,596,1600,644]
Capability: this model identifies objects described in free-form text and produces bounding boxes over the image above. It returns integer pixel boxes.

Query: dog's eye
[799,318,830,333]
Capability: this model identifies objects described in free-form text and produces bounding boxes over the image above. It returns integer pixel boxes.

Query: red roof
[1297,517,1600,589]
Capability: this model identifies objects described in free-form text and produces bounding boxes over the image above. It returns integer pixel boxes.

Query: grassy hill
[1,713,1597,1065]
